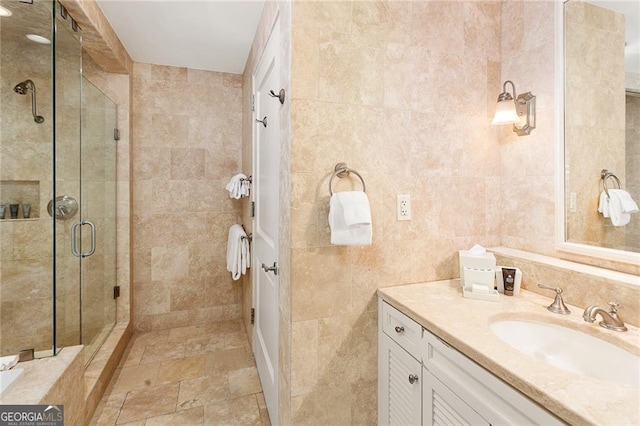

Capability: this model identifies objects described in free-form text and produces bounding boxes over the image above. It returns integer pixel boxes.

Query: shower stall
[0,0,118,364]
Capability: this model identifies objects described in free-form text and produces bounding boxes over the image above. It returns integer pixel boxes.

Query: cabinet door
[422,367,489,426]
[379,333,422,426]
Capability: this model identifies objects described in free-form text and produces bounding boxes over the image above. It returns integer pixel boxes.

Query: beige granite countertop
[378,279,640,426]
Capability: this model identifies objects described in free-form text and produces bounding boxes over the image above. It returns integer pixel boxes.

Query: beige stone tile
[224,331,250,349]
[169,279,207,312]
[151,246,189,282]
[184,335,226,356]
[205,347,255,375]
[157,355,205,384]
[203,395,261,426]
[116,383,179,424]
[205,319,244,336]
[256,393,271,426]
[315,312,377,388]
[170,148,206,180]
[146,406,204,426]
[291,320,318,396]
[167,325,208,342]
[139,341,186,365]
[291,246,353,322]
[228,366,262,398]
[291,384,352,425]
[110,362,160,394]
[177,374,229,410]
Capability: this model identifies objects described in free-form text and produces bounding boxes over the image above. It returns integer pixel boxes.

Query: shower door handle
[83,221,96,258]
[71,220,96,258]
[71,221,81,257]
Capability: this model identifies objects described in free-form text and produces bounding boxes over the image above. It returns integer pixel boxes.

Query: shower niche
[0,0,118,364]
[0,180,41,219]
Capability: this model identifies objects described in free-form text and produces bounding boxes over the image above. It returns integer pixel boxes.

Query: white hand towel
[609,189,639,213]
[607,190,631,227]
[225,173,250,199]
[598,191,610,218]
[329,192,372,246]
[227,224,248,280]
[339,191,372,227]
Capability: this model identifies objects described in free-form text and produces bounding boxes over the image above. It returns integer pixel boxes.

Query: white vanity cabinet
[378,299,563,426]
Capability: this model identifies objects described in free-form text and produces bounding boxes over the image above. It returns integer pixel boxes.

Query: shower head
[13,79,34,95]
[13,79,44,123]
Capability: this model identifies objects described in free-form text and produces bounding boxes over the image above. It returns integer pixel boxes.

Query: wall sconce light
[491,80,536,136]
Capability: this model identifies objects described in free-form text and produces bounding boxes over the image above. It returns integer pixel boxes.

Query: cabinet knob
[394,326,405,334]
[408,374,419,384]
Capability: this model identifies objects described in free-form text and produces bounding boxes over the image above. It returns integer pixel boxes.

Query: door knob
[261,262,278,275]
[408,374,419,384]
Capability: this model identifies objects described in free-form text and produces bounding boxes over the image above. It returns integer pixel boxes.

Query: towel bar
[601,169,621,198]
[329,162,366,196]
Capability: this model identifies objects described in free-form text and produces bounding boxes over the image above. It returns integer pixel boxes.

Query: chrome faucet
[537,284,571,315]
[582,302,627,332]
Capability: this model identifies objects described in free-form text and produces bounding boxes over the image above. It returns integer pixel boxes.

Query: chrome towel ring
[601,169,621,198]
[329,162,366,196]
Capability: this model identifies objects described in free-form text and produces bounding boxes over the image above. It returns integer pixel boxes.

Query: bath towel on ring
[226,224,251,280]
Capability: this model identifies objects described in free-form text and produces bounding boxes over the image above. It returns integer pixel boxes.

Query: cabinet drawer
[381,301,422,360]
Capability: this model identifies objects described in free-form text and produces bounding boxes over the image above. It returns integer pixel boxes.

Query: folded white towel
[339,191,372,227]
[227,224,250,280]
[607,189,637,227]
[225,173,250,199]
[329,192,372,245]
[598,191,610,218]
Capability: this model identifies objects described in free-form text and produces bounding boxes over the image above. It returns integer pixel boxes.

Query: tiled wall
[131,63,244,331]
[564,1,627,250]
[288,1,502,423]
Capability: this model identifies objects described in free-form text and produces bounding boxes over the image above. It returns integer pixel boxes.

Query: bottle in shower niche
[9,204,19,219]
[0,204,5,219]
[22,204,31,219]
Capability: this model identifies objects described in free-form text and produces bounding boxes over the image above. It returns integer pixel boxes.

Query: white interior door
[252,16,280,426]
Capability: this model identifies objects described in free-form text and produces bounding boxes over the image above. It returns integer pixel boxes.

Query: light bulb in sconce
[491,80,536,136]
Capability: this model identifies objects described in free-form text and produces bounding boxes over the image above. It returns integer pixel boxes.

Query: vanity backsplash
[490,247,640,327]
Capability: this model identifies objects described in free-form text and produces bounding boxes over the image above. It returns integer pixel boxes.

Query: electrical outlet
[569,192,577,213]
[397,194,411,221]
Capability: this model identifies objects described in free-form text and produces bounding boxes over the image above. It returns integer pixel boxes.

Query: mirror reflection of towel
[602,189,639,227]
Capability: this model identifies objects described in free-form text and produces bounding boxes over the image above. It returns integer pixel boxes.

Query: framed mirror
[556,0,640,264]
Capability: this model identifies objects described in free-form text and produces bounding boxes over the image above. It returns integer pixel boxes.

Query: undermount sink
[490,319,639,387]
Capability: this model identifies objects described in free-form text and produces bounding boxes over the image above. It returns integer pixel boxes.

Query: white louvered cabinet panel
[422,366,489,426]
[379,333,422,426]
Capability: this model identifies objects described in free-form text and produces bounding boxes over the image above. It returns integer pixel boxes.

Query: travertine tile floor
[91,320,269,425]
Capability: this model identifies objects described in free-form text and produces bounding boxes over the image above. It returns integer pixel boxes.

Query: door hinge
[114,128,120,141]
[251,201,255,217]
[251,308,255,325]
[251,94,255,112]
[113,285,120,299]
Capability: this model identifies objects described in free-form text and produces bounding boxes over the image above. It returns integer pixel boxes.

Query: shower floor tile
[91,320,269,426]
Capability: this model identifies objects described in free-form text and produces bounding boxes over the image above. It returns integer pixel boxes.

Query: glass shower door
[79,77,117,364]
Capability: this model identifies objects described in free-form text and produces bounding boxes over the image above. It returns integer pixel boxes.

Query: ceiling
[95,0,265,74]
